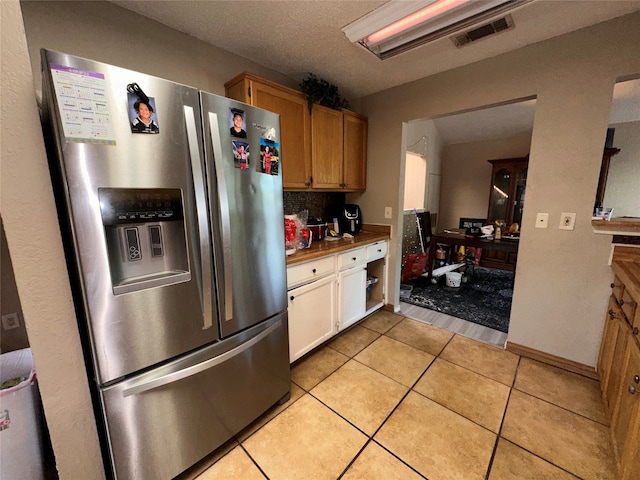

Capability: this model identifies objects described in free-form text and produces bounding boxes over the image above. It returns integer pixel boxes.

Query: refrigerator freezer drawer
[100,313,289,480]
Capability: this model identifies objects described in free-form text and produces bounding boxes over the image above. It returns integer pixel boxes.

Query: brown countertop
[592,217,640,236]
[286,231,389,265]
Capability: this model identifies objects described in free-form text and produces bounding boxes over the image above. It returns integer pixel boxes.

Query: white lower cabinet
[287,274,336,363]
[338,265,367,331]
[286,240,386,363]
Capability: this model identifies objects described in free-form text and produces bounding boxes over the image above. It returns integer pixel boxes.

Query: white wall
[21,1,296,100]
[356,12,640,368]
[1,1,105,478]
[439,132,532,230]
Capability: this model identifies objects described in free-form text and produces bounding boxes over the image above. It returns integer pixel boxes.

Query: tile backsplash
[283,192,345,222]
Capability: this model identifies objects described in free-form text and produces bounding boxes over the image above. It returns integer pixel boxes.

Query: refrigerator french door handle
[208,112,233,323]
[122,320,280,397]
[183,105,213,330]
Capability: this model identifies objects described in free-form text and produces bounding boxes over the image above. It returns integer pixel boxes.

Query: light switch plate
[559,212,576,230]
[384,207,392,219]
[535,213,549,228]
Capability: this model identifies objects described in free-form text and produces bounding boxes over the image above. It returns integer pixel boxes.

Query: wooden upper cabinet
[225,72,367,192]
[343,110,367,191]
[311,104,343,189]
[225,73,312,189]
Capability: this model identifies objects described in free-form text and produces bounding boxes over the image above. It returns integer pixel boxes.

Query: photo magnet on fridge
[232,141,250,169]
[260,138,279,176]
[128,92,159,134]
[229,108,247,138]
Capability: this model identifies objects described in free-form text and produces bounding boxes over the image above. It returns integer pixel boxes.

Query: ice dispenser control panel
[99,188,190,295]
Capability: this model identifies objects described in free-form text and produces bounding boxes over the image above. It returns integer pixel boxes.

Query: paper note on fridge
[50,64,117,145]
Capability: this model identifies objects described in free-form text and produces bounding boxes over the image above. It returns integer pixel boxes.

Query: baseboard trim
[506,341,599,380]
[382,303,395,313]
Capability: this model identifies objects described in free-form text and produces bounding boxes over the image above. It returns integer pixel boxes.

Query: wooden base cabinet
[611,339,640,480]
[597,265,640,479]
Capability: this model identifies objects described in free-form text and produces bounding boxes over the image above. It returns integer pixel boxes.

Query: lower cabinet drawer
[621,288,637,327]
[366,241,387,262]
[337,247,366,270]
[287,256,335,289]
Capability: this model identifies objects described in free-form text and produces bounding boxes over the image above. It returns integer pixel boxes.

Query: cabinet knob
[634,327,639,335]
[629,385,637,395]
[312,268,317,274]
[377,249,382,252]
[611,283,615,288]
[289,295,294,301]
[634,375,640,384]
[352,257,356,261]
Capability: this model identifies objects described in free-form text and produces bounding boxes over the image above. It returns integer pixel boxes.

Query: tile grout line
[493,356,593,480]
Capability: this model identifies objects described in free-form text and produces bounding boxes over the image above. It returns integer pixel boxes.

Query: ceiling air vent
[452,15,514,48]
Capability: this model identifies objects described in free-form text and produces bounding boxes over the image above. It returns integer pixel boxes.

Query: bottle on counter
[494,220,502,240]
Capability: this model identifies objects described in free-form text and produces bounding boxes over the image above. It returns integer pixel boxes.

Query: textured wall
[1,1,105,477]
[357,12,640,367]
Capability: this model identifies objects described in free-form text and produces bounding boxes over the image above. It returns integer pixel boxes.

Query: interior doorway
[398,99,536,345]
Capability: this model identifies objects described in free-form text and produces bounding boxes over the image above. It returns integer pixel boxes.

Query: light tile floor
[185,310,616,480]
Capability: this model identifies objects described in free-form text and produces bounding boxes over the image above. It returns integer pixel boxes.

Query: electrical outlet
[384,207,392,219]
[535,213,549,228]
[559,212,576,230]
[1,313,20,330]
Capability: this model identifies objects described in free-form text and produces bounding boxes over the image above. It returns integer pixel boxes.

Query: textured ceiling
[111,0,640,101]
[109,0,640,143]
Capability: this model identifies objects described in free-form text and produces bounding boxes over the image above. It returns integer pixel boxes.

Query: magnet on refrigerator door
[260,138,279,176]
[128,92,159,134]
[232,141,250,169]
[229,108,247,138]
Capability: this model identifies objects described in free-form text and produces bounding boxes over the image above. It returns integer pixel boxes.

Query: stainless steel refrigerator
[40,50,290,479]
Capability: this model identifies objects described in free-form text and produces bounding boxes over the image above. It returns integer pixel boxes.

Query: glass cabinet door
[512,166,527,226]
[486,156,528,227]
[488,167,511,223]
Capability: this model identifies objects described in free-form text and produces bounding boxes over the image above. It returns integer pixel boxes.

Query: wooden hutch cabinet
[224,72,367,192]
[481,156,528,271]
[486,156,528,226]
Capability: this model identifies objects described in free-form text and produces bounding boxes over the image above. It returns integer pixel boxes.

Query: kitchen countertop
[286,231,389,265]
[592,217,640,236]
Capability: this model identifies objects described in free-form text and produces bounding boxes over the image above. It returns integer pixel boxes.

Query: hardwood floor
[399,301,508,348]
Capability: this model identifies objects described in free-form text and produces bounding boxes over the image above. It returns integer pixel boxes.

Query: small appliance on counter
[339,204,362,235]
[307,219,328,241]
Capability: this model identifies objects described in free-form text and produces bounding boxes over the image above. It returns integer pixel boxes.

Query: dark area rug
[401,267,514,333]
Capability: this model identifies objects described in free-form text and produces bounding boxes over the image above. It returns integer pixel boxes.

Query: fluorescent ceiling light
[342,0,530,59]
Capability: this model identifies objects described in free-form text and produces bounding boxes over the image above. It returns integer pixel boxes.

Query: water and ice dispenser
[99,188,190,294]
